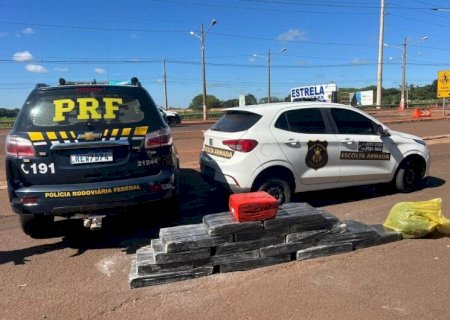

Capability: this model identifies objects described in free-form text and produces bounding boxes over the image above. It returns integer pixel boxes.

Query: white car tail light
[144,127,172,149]
[222,139,258,152]
[5,135,36,158]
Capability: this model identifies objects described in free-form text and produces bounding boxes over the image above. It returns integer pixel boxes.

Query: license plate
[70,150,113,165]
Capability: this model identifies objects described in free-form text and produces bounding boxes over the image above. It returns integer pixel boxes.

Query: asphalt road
[1,118,450,320]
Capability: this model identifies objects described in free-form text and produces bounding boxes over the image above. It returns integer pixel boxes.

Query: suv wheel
[394,159,421,193]
[257,178,292,204]
[19,214,55,238]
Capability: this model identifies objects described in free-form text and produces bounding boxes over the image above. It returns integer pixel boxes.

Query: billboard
[350,90,374,106]
[291,83,337,102]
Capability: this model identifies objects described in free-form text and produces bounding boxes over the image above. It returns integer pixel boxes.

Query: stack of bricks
[129,203,401,288]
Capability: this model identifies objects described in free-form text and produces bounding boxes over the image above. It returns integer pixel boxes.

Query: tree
[222,99,239,108]
[245,94,257,105]
[189,94,221,110]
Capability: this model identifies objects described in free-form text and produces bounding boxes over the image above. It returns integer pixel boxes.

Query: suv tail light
[223,139,258,153]
[144,127,172,149]
[5,135,36,158]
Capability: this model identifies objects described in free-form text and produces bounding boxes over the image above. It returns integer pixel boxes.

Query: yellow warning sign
[437,70,450,98]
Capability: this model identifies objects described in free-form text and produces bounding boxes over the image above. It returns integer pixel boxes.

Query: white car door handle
[341,138,355,145]
[284,139,301,147]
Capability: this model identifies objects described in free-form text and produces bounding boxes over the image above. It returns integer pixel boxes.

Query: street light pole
[384,36,428,110]
[200,23,207,121]
[190,19,217,121]
[267,49,271,103]
[254,48,286,104]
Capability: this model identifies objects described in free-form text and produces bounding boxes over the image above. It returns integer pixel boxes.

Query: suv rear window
[14,86,160,131]
[210,111,261,133]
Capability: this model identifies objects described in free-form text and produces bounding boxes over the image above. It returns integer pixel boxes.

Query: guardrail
[0,121,14,129]
[179,112,223,120]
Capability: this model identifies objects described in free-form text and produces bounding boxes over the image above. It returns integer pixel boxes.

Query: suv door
[328,107,393,183]
[270,107,341,186]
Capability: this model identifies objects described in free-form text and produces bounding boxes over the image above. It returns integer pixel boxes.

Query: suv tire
[19,214,55,239]
[257,178,291,204]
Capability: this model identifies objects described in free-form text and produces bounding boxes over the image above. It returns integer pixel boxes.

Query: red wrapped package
[229,191,278,222]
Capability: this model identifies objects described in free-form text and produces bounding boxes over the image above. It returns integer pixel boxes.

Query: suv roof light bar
[58,77,141,87]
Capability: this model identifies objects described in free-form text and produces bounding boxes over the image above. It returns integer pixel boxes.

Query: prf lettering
[53,98,122,122]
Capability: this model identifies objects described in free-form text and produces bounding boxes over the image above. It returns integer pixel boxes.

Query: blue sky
[1,0,449,109]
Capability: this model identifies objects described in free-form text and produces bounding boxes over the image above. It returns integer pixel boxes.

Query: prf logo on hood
[77,132,102,141]
[306,140,328,170]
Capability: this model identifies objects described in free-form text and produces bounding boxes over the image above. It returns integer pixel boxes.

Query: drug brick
[260,241,314,257]
[215,236,285,255]
[159,223,232,253]
[129,259,214,288]
[296,243,354,261]
[203,212,263,236]
[219,255,292,273]
[148,240,211,264]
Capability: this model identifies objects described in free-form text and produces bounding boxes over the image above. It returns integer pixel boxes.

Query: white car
[200,102,430,204]
[158,107,182,127]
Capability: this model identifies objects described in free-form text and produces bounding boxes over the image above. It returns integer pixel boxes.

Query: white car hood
[389,130,424,142]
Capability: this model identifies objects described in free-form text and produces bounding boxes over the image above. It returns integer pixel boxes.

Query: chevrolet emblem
[77,132,102,140]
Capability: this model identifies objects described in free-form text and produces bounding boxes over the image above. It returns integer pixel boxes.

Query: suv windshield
[14,86,162,131]
[211,111,261,133]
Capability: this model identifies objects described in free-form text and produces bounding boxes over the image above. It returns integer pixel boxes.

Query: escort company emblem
[306,140,328,170]
[77,132,102,140]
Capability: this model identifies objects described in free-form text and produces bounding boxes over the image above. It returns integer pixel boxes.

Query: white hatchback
[200,102,430,204]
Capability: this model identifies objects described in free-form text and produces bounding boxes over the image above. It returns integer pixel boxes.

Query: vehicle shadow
[1,172,443,265]
[294,176,445,207]
[0,168,230,265]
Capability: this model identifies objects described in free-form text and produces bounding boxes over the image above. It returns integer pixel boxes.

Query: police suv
[6,78,180,237]
[200,102,430,204]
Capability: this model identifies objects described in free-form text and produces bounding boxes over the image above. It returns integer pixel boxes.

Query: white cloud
[54,67,68,72]
[22,28,34,35]
[13,51,33,61]
[277,29,308,42]
[130,33,140,40]
[95,68,106,74]
[351,58,367,65]
[25,64,47,73]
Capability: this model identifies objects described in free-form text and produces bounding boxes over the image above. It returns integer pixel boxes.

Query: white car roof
[224,102,352,115]
[223,102,382,125]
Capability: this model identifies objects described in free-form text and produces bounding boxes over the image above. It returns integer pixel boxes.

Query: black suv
[6,77,180,237]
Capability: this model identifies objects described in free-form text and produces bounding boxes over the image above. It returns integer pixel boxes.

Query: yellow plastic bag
[383,198,450,239]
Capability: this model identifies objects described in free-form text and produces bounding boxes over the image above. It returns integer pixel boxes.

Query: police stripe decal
[28,132,45,141]
[46,132,57,140]
[134,126,148,136]
[26,127,147,145]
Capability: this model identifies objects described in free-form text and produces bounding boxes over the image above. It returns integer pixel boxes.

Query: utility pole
[267,49,271,103]
[376,0,385,108]
[190,20,217,121]
[163,60,168,111]
[400,38,407,110]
